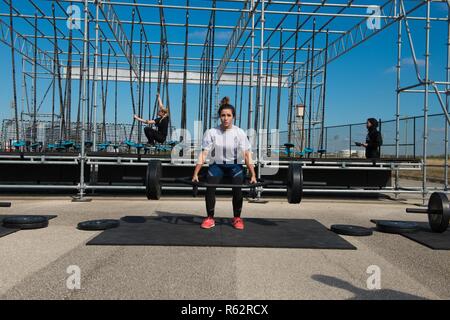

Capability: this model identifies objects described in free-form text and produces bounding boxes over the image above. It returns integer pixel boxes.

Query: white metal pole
[77,0,90,199]
[444,3,450,190]
[257,0,265,198]
[92,1,99,151]
[422,0,431,203]
[247,0,255,130]
[395,4,402,191]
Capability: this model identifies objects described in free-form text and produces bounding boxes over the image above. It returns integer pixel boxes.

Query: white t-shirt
[202,125,252,164]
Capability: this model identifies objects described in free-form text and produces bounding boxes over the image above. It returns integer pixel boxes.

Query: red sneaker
[201,217,215,229]
[232,217,244,230]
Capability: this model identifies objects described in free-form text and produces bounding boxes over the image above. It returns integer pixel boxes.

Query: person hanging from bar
[356,118,383,159]
[192,97,257,231]
[133,93,169,145]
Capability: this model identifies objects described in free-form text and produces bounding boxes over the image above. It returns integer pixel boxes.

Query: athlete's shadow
[311,275,428,300]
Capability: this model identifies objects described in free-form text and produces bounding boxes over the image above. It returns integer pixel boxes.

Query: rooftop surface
[0,194,448,300]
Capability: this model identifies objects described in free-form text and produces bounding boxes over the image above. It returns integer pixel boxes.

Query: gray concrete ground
[0,194,449,300]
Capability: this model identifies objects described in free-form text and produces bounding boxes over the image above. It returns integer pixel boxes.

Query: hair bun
[221,96,231,106]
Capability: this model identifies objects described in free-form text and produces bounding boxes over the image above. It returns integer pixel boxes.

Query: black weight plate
[2,215,49,230]
[428,192,450,233]
[376,220,419,234]
[3,215,48,225]
[3,221,49,230]
[248,187,257,199]
[77,219,120,231]
[0,202,11,207]
[287,163,303,204]
[145,160,162,200]
[330,224,373,237]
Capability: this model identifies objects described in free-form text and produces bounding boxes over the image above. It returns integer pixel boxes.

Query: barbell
[175,177,275,199]
[144,160,315,204]
[406,192,450,233]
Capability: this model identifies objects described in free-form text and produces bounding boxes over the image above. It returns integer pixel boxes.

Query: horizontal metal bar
[0,155,79,160]
[0,160,79,165]
[402,89,447,94]
[397,82,425,92]
[44,0,449,21]
[1,13,347,34]
[0,184,446,196]
[262,160,421,165]
[261,165,420,171]
[406,208,429,214]
[0,184,79,189]
[300,189,449,194]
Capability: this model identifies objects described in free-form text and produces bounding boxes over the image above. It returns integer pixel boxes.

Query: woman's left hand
[249,175,257,184]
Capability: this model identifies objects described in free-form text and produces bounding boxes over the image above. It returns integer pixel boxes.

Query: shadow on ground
[312,275,427,300]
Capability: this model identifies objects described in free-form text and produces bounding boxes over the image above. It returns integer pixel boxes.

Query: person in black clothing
[134,93,169,145]
[359,118,383,159]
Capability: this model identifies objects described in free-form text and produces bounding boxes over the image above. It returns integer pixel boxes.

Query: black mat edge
[0,227,20,238]
[370,219,450,250]
[85,241,357,250]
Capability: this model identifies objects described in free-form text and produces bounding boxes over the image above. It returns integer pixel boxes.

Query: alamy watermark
[66,265,81,290]
[366,265,381,290]
[367,5,381,30]
[66,5,81,30]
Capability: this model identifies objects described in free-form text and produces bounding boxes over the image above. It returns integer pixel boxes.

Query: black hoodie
[365,126,383,159]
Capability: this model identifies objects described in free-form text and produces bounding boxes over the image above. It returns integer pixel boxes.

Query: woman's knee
[155,134,166,144]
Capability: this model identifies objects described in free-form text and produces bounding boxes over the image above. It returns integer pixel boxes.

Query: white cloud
[402,57,425,67]
[215,31,232,41]
[384,57,426,73]
[430,127,445,133]
[189,30,232,42]
[189,30,207,41]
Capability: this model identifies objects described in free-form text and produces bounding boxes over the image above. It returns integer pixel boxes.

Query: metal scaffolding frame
[0,0,449,200]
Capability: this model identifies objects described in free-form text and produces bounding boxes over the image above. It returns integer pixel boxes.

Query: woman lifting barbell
[192,97,257,230]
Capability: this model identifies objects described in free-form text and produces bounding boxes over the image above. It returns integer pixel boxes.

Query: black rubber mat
[0,226,18,238]
[371,220,450,250]
[87,215,356,249]
[0,215,57,238]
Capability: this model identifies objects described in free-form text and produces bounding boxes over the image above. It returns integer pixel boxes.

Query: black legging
[144,126,166,145]
[205,175,244,218]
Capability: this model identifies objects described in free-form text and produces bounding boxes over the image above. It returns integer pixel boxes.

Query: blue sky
[0,0,449,141]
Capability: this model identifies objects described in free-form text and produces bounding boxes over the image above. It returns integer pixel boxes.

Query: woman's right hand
[192,175,199,183]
